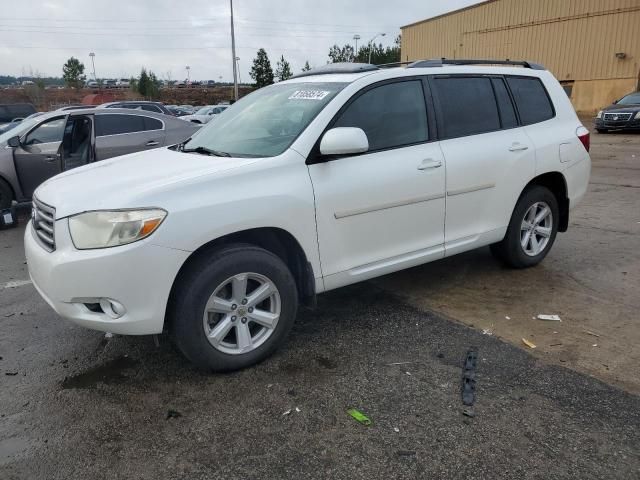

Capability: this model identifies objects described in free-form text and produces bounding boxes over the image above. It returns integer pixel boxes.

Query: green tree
[137,68,160,98]
[328,44,355,63]
[62,57,86,89]
[250,48,274,88]
[302,61,311,72]
[275,55,293,81]
[355,35,402,65]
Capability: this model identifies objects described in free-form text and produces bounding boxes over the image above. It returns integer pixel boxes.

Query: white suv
[25,60,591,371]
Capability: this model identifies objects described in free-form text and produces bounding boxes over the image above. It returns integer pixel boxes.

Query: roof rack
[408,58,546,70]
[290,62,379,79]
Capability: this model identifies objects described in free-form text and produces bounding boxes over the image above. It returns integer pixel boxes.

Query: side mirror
[7,136,20,148]
[319,127,369,156]
[613,99,618,104]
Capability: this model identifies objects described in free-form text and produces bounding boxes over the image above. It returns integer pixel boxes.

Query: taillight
[576,126,590,152]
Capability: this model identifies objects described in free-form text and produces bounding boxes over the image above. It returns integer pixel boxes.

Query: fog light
[99,298,126,319]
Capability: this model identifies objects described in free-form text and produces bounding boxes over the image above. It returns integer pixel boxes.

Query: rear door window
[95,114,146,136]
[143,116,163,131]
[431,76,501,139]
[506,77,554,125]
[333,80,428,151]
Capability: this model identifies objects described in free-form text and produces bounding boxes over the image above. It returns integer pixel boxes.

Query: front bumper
[595,117,640,131]
[25,219,190,335]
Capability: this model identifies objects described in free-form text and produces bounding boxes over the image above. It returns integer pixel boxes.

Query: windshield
[0,116,42,144]
[195,106,213,115]
[183,82,346,157]
[618,92,640,105]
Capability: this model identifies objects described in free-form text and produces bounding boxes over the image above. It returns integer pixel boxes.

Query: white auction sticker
[288,90,330,100]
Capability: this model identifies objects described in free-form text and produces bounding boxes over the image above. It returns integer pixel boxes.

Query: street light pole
[89,52,96,81]
[367,32,386,64]
[230,0,239,101]
[353,34,361,61]
[186,65,190,84]
[235,57,241,85]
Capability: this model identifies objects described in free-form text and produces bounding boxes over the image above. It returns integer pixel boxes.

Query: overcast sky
[0,0,482,82]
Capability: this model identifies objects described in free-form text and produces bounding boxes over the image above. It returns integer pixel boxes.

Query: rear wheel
[170,244,298,372]
[490,185,559,268]
[0,179,14,210]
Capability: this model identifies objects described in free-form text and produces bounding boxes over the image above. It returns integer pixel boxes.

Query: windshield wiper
[182,145,231,157]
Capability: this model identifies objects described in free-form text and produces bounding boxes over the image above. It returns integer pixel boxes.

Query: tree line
[249,35,401,88]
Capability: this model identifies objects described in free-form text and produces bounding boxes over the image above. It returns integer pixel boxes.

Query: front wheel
[170,244,298,372]
[490,185,559,268]
[0,179,14,210]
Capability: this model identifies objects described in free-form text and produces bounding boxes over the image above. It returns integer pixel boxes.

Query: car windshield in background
[183,82,346,157]
[195,106,213,115]
[617,93,640,105]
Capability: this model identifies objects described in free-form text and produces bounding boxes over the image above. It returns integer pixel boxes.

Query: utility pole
[89,52,96,81]
[230,0,239,101]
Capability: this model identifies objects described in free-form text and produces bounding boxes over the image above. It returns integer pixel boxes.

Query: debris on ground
[461,348,478,407]
[104,332,113,339]
[585,330,600,338]
[282,409,291,416]
[386,361,413,366]
[393,427,400,433]
[522,338,537,349]
[295,407,301,413]
[592,344,598,347]
[347,408,372,426]
[482,329,493,336]
[405,371,412,376]
[462,407,475,418]
[5,371,18,376]
[550,343,563,347]
[4,312,15,317]
[537,314,562,322]
[166,409,182,419]
[505,316,511,320]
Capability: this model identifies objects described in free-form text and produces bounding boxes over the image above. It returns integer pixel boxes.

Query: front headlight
[68,209,167,250]
[635,111,640,120]
[596,110,603,119]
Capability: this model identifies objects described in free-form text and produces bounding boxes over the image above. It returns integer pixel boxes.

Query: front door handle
[146,140,160,147]
[44,155,58,163]
[417,158,443,170]
[509,143,529,152]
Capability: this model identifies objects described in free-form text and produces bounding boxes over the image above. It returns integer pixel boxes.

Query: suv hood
[35,148,257,219]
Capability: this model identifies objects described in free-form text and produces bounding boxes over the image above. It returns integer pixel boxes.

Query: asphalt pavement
[1,239,639,479]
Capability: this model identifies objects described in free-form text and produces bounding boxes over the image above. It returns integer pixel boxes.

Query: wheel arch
[166,227,316,329]
[524,171,569,232]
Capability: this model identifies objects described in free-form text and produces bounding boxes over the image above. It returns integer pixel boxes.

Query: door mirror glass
[319,127,369,156]
[7,135,20,148]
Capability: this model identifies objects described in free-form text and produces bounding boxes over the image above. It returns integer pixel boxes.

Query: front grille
[603,112,632,122]
[32,197,56,252]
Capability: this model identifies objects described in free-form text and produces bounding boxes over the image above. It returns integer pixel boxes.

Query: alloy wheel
[520,201,553,256]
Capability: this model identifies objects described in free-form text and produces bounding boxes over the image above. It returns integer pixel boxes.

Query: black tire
[0,178,14,210]
[596,128,608,134]
[490,185,559,269]
[169,244,298,372]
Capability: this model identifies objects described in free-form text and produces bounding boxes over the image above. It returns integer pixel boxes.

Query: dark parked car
[98,101,175,116]
[595,91,640,133]
[0,108,199,208]
[0,103,36,126]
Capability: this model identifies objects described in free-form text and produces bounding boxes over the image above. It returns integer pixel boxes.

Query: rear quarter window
[506,77,555,125]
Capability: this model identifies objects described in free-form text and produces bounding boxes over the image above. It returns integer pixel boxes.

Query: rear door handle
[509,143,529,152]
[417,158,443,170]
[146,140,160,147]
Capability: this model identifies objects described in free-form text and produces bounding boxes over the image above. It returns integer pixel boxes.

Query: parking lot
[1,121,639,479]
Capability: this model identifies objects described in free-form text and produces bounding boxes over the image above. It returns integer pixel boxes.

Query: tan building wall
[401,0,640,113]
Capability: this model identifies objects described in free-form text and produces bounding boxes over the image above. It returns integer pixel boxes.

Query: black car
[595,91,640,133]
[98,101,175,116]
